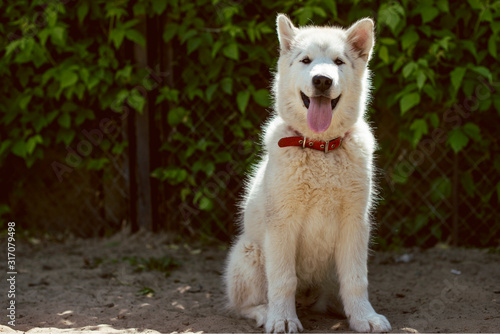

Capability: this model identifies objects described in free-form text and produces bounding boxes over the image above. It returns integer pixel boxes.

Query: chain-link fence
[375,100,500,248]
[3,1,499,249]
[7,113,130,238]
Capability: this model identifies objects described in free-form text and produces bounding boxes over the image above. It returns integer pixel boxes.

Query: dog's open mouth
[300,91,341,133]
[301,91,341,110]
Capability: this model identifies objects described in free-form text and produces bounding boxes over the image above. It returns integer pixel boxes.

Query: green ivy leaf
[107,141,121,154]
[378,2,405,36]
[463,122,482,141]
[447,128,469,153]
[62,101,77,112]
[215,152,232,163]
[152,1,167,14]
[428,113,439,128]
[401,30,419,50]
[220,77,233,95]
[60,71,78,89]
[128,90,146,113]
[205,84,218,102]
[180,29,196,44]
[492,21,500,34]
[26,135,43,155]
[133,3,146,15]
[471,66,493,83]
[409,118,428,147]
[87,77,100,91]
[223,43,239,60]
[461,40,478,61]
[19,94,32,111]
[193,160,215,176]
[41,68,56,85]
[211,40,223,58]
[436,0,449,12]
[400,92,420,115]
[47,110,59,124]
[295,7,313,26]
[430,177,451,202]
[493,95,500,115]
[11,140,27,158]
[0,140,12,157]
[312,6,327,17]
[163,23,178,42]
[481,8,493,22]
[431,224,442,240]
[488,34,497,59]
[379,45,389,63]
[75,109,95,125]
[411,214,429,234]
[77,2,89,23]
[416,71,426,90]
[198,196,213,211]
[187,37,202,54]
[58,113,71,128]
[420,6,439,24]
[5,40,21,57]
[50,26,66,45]
[237,90,250,113]
[168,107,187,126]
[450,67,466,94]
[253,89,270,107]
[110,28,125,49]
[125,29,146,47]
[423,85,437,101]
[57,129,76,146]
[87,158,109,170]
[79,67,89,86]
[151,167,187,185]
[380,38,397,45]
[402,62,417,78]
[115,65,132,81]
[461,172,475,197]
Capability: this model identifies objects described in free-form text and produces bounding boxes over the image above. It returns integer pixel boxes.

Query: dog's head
[273,15,374,138]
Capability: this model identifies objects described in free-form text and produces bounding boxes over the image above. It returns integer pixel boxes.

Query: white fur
[224,14,391,333]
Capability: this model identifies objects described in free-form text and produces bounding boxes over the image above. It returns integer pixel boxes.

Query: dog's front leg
[335,209,391,333]
[264,224,303,334]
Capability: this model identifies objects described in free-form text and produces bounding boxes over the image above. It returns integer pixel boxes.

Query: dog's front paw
[265,317,304,333]
[349,313,391,333]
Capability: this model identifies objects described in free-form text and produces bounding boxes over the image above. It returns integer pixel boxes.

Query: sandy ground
[1,231,499,334]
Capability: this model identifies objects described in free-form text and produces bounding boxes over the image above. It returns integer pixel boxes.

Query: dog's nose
[312,75,332,92]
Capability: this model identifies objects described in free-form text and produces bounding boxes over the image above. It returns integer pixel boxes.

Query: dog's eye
[334,58,344,65]
[300,57,311,64]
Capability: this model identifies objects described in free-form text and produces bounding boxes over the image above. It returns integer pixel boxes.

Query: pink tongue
[307,96,332,133]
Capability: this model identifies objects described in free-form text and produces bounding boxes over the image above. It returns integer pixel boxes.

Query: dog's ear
[276,14,297,53]
[346,18,375,62]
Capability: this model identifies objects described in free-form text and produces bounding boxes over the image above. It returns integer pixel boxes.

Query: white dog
[224,14,391,333]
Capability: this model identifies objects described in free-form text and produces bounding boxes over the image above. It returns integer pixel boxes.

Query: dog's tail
[240,304,268,327]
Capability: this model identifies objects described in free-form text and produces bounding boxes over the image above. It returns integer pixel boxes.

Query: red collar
[278,135,343,153]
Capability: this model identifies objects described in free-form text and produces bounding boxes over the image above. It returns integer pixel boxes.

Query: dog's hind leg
[224,237,268,327]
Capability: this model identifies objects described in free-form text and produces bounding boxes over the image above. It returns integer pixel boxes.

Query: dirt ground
[1,231,499,334]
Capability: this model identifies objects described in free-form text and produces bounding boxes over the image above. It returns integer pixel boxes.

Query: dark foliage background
[1,0,499,249]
